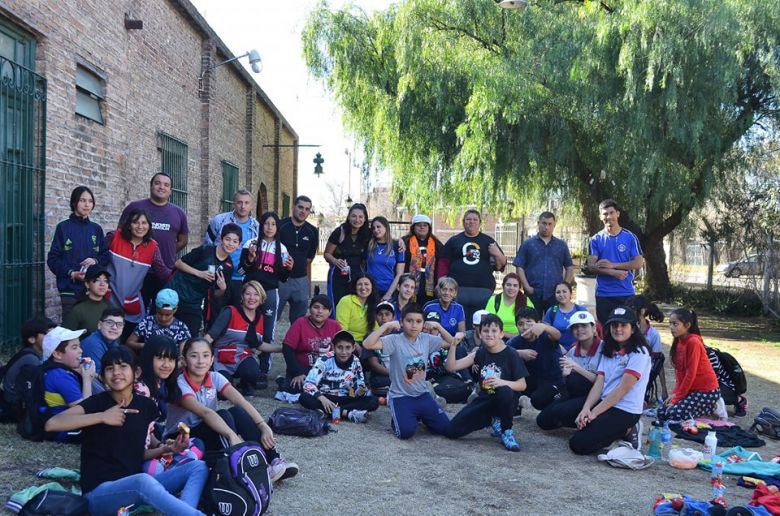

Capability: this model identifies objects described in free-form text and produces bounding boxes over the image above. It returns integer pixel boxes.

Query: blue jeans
[85,459,207,516]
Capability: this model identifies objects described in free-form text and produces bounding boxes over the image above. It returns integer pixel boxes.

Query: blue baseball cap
[155,289,179,309]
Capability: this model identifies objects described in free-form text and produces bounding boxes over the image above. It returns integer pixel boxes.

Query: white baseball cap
[567,311,595,329]
[43,326,85,361]
[472,309,490,326]
[411,214,432,225]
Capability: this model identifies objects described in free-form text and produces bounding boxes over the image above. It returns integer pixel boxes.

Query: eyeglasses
[101,320,125,329]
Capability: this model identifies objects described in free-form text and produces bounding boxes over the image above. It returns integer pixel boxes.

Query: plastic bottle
[331,405,340,425]
[647,425,662,459]
[710,460,726,506]
[661,422,673,461]
[704,431,718,460]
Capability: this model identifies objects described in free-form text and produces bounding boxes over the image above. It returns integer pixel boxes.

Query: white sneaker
[348,409,369,423]
[269,458,299,482]
[714,397,728,421]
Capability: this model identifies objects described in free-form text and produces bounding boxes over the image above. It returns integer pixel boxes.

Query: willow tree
[303,0,780,299]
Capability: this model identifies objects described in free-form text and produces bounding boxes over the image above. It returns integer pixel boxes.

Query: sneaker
[268,458,287,482]
[714,397,728,421]
[275,375,286,390]
[489,417,502,437]
[626,419,644,452]
[734,396,748,418]
[501,429,520,452]
[348,410,369,423]
[256,373,269,390]
[280,459,299,480]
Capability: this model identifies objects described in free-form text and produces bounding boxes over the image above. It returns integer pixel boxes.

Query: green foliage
[671,284,764,317]
[303,0,780,295]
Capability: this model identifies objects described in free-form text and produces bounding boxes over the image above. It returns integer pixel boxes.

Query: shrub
[670,284,763,317]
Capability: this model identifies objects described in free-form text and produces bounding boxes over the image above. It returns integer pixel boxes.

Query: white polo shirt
[165,370,230,436]
[566,337,604,374]
[597,346,651,415]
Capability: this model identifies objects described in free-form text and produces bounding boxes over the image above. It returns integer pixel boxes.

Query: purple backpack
[203,442,272,515]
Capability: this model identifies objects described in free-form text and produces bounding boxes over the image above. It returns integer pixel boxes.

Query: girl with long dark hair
[324,203,370,310]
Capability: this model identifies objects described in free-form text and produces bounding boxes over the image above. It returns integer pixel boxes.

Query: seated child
[299,330,379,423]
[537,311,603,431]
[80,308,124,374]
[360,301,396,397]
[62,265,111,337]
[126,288,192,352]
[278,294,342,394]
[461,310,489,353]
[445,314,528,451]
[363,304,459,440]
[40,326,96,443]
[422,277,466,336]
[45,346,207,515]
[1,317,55,422]
[165,337,298,483]
[507,307,563,411]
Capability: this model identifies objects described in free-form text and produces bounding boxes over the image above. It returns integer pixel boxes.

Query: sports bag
[203,442,272,516]
[707,347,747,395]
[433,375,470,404]
[19,490,88,516]
[267,407,329,437]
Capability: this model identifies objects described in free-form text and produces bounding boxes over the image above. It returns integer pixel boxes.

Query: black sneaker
[734,396,748,418]
[256,373,269,390]
[626,419,644,452]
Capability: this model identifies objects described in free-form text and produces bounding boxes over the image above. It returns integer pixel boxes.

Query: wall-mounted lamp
[199,49,262,91]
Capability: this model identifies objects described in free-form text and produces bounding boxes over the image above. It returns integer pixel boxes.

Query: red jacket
[671,333,719,404]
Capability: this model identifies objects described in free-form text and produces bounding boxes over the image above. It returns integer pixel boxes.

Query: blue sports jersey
[367,242,404,292]
[422,301,465,336]
[589,228,642,297]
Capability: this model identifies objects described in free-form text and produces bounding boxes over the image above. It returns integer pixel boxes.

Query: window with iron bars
[157,132,188,211]
[221,160,239,212]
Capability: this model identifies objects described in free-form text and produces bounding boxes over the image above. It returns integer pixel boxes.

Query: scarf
[237,306,263,348]
[409,237,437,297]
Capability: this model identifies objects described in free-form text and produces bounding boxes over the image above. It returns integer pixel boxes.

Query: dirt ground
[1,305,779,515]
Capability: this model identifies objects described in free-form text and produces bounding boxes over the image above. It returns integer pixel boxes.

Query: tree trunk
[763,232,774,314]
[643,239,673,300]
[706,240,716,291]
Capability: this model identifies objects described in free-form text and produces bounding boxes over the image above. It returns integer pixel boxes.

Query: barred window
[221,160,239,212]
[157,132,188,211]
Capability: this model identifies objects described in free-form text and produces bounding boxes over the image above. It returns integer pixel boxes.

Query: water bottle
[711,460,726,505]
[704,431,718,460]
[647,425,662,459]
[331,405,340,425]
[661,422,673,461]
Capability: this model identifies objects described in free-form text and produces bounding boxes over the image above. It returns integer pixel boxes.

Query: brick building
[0,0,297,347]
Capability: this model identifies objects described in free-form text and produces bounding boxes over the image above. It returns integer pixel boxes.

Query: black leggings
[446,386,518,438]
[537,396,586,431]
[235,357,262,389]
[568,407,639,455]
[299,392,379,416]
[189,406,279,459]
[524,375,563,411]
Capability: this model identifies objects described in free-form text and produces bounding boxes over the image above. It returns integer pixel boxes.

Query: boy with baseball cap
[126,288,191,352]
[40,326,96,442]
[63,265,111,337]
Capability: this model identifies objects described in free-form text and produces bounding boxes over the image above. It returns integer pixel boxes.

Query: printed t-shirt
[473,345,528,398]
[133,315,191,344]
[302,354,367,397]
[283,316,342,370]
[443,232,502,290]
[380,332,443,399]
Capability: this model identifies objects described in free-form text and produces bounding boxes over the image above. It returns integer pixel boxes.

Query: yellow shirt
[484,294,535,335]
[336,295,376,343]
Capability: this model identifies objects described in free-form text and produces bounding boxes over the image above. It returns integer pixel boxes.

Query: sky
[190,0,395,213]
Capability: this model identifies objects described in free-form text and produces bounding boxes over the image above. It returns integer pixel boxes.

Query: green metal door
[0,20,46,351]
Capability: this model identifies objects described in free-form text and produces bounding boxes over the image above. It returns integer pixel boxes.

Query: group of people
[0,187,748,514]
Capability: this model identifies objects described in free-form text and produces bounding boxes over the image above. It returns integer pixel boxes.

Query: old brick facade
[0,0,297,327]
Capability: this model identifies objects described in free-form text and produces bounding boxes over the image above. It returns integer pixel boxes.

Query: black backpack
[268,407,329,437]
[0,348,39,423]
[202,442,272,515]
[19,489,89,516]
[433,375,470,404]
[17,361,70,441]
[707,347,747,395]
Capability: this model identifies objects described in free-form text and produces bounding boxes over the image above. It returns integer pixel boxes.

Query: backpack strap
[0,347,39,383]
[494,294,501,312]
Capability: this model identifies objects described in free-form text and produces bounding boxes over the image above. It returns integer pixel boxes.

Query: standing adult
[513,212,575,318]
[120,172,189,305]
[47,186,109,318]
[278,195,319,323]
[323,203,370,311]
[443,209,506,329]
[401,214,446,305]
[204,188,259,306]
[586,200,644,325]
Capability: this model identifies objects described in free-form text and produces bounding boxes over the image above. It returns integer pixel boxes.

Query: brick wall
[0,0,297,323]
